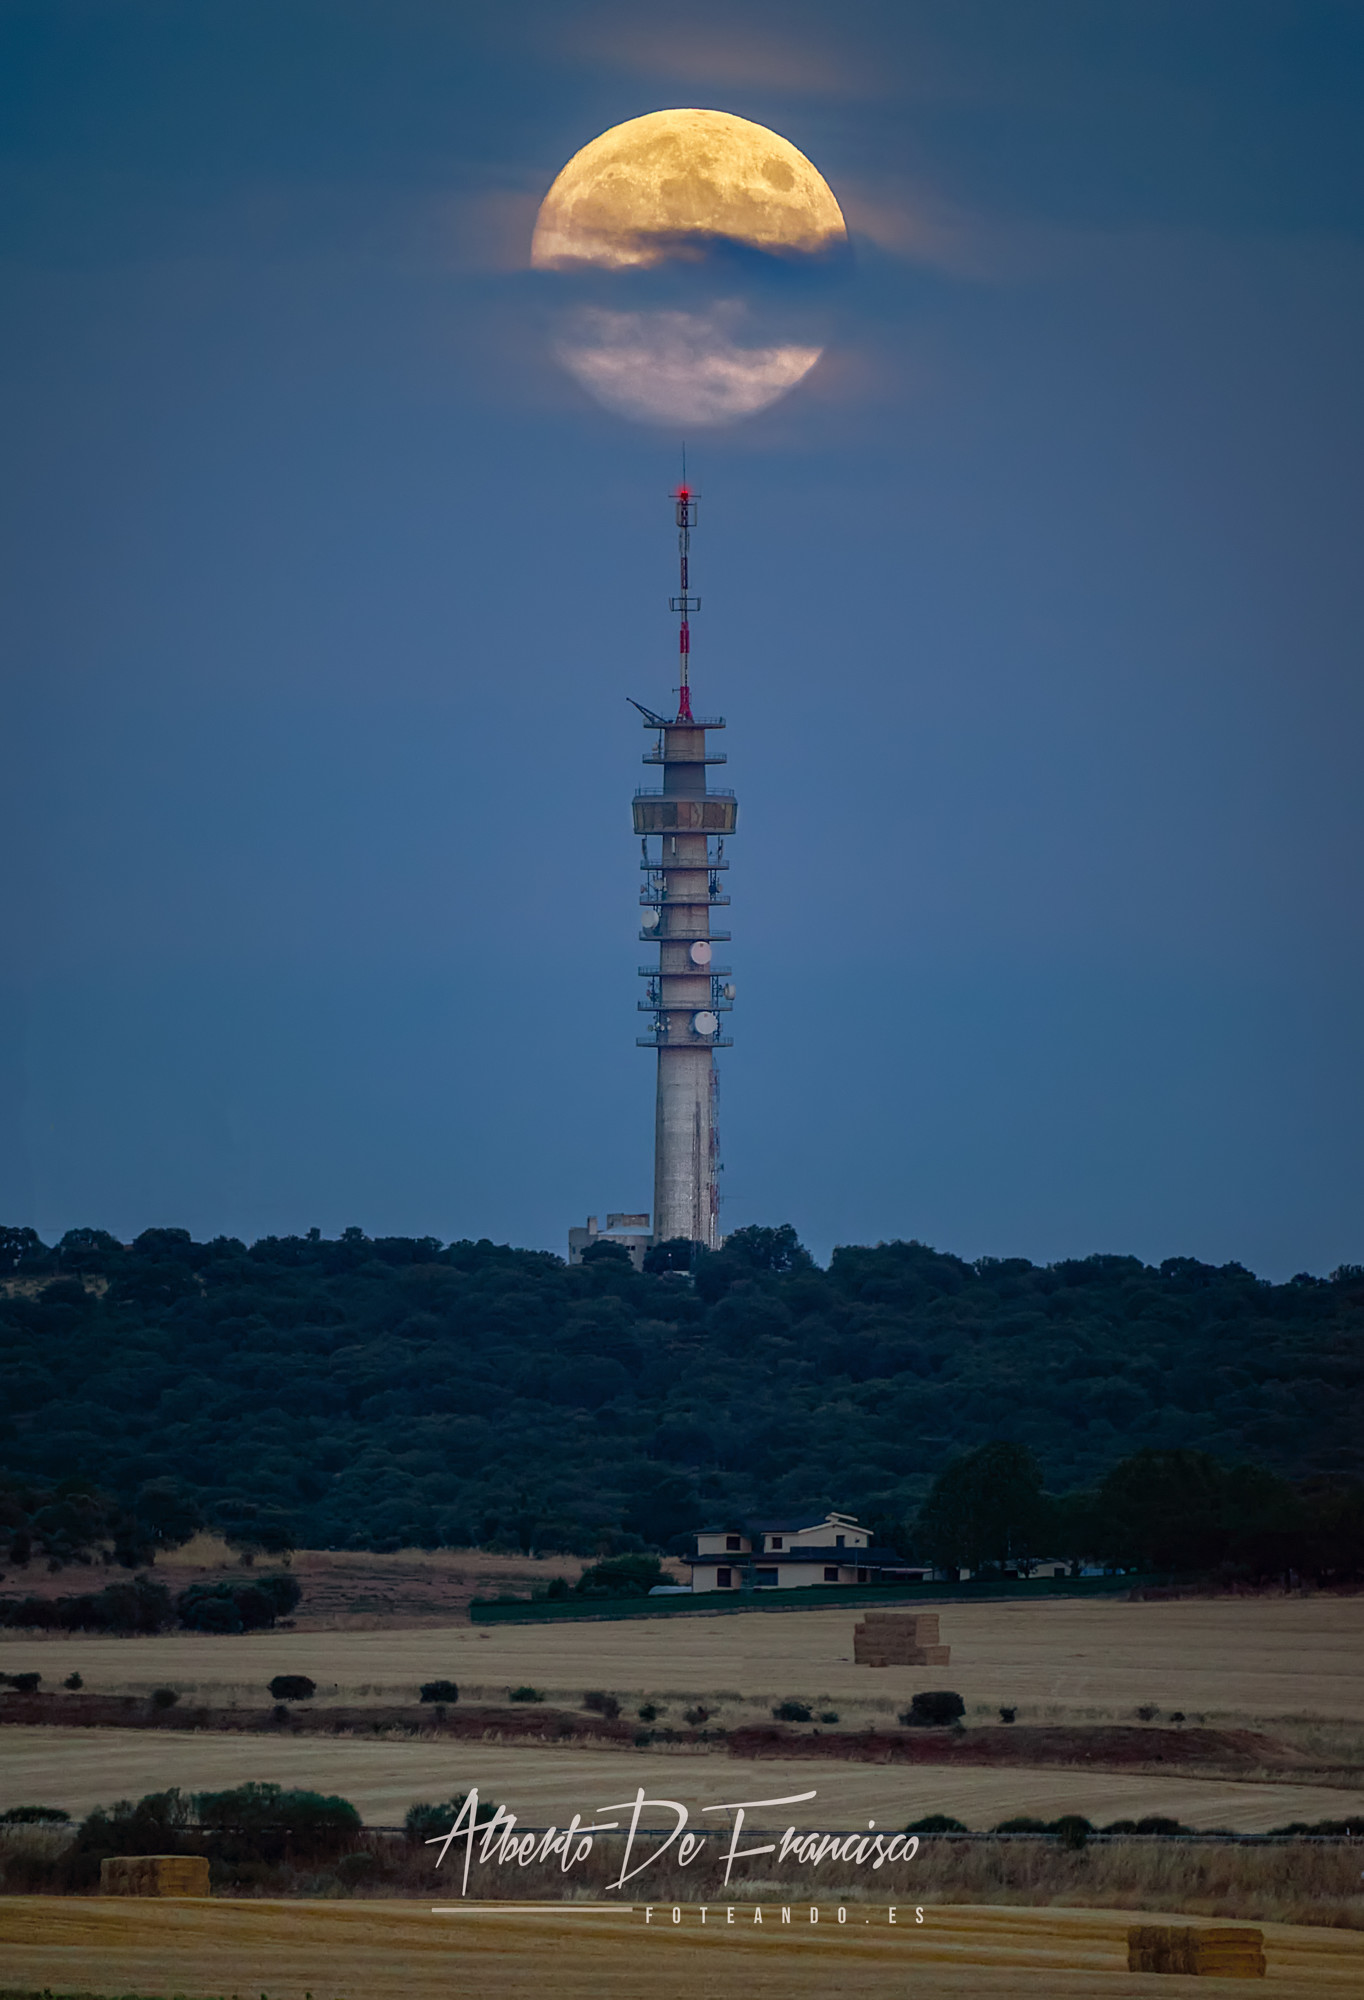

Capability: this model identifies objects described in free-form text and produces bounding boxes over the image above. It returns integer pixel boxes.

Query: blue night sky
[2,2,1361,1276]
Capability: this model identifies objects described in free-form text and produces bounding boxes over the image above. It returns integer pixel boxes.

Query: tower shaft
[632,487,736,1250]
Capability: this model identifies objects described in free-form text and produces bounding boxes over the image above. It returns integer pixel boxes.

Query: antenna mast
[669,469,699,722]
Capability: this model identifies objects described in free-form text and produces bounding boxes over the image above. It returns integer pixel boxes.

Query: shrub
[772,1700,812,1722]
[818,1710,839,1723]
[65,1789,194,1889]
[574,1553,667,1599]
[2,1671,41,1693]
[419,1680,459,1704]
[63,1672,83,1691]
[683,1705,711,1726]
[637,1703,658,1722]
[404,1794,501,1844]
[583,1690,621,1720]
[905,1814,968,1833]
[1052,1814,1092,1850]
[1135,1703,1159,1722]
[193,1780,360,1863]
[1168,1710,1186,1723]
[508,1686,543,1703]
[900,1690,965,1728]
[268,1674,316,1701]
[999,1706,1017,1723]
[177,1573,301,1635]
[995,1817,1050,1833]
[150,1687,179,1709]
[0,1804,70,1823]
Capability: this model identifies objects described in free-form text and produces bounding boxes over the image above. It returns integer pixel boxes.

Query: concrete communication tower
[632,484,737,1250]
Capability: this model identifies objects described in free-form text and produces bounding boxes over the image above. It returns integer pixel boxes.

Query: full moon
[532,109,847,425]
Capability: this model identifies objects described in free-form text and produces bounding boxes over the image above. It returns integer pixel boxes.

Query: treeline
[909,1442,1364,1583]
[1,1222,1361,1559]
[0,1570,300,1635]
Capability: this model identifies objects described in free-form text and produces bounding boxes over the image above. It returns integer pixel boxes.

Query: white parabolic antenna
[642,909,660,930]
[693,1010,719,1037]
[689,940,712,965]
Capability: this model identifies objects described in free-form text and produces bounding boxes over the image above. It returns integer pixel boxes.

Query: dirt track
[1,1896,1360,1998]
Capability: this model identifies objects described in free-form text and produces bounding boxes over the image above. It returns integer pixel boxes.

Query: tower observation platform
[631,485,736,1251]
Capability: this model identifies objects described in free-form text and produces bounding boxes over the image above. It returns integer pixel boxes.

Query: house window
[726,1535,741,1551]
[824,1565,839,1581]
[769,1535,783,1549]
[755,1567,779,1587]
[857,1567,868,1583]
[716,1566,732,1588]
[835,1534,845,1547]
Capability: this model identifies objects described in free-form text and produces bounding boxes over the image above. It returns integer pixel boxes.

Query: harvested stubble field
[1,1897,1362,2000]
[3,1591,1359,1730]
[7,1723,1364,1832]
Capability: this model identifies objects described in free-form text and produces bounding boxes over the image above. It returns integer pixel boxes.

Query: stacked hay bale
[853,1611,951,1667]
[100,1855,210,1896]
[1127,1926,1265,1977]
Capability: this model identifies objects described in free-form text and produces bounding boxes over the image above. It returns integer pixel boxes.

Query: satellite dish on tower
[689,940,712,965]
[693,1011,719,1037]
[642,909,660,931]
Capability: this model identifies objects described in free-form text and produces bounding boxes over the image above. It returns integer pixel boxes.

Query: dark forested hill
[1,1224,1360,1554]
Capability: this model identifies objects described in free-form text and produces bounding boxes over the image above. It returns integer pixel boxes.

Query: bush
[336,1848,380,1881]
[0,1579,174,1636]
[1135,1704,1159,1721]
[1,1671,41,1693]
[583,1690,621,1720]
[683,1705,711,1726]
[818,1710,839,1723]
[0,1804,70,1823]
[1052,1814,1092,1850]
[899,1690,965,1728]
[65,1789,194,1889]
[574,1553,667,1599]
[150,1687,179,1709]
[194,1780,360,1863]
[507,1686,543,1703]
[177,1573,301,1635]
[419,1680,459,1704]
[994,1817,1051,1833]
[63,1672,83,1691]
[905,1814,968,1833]
[637,1703,658,1722]
[404,1794,500,1843]
[268,1674,316,1701]
[999,1706,1017,1723]
[772,1700,812,1722]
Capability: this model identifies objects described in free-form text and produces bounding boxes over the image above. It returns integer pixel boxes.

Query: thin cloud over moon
[556,305,821,425]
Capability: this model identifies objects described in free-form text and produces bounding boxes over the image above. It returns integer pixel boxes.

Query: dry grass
[1,1896,1362,2000]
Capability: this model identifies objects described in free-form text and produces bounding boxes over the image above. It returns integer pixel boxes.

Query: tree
[580,1239,632,1266]
[643,1237,695,1275]
[1095,1450,1228,1572]
[134,1479,204,1553]
[915,1443,1046,1573]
